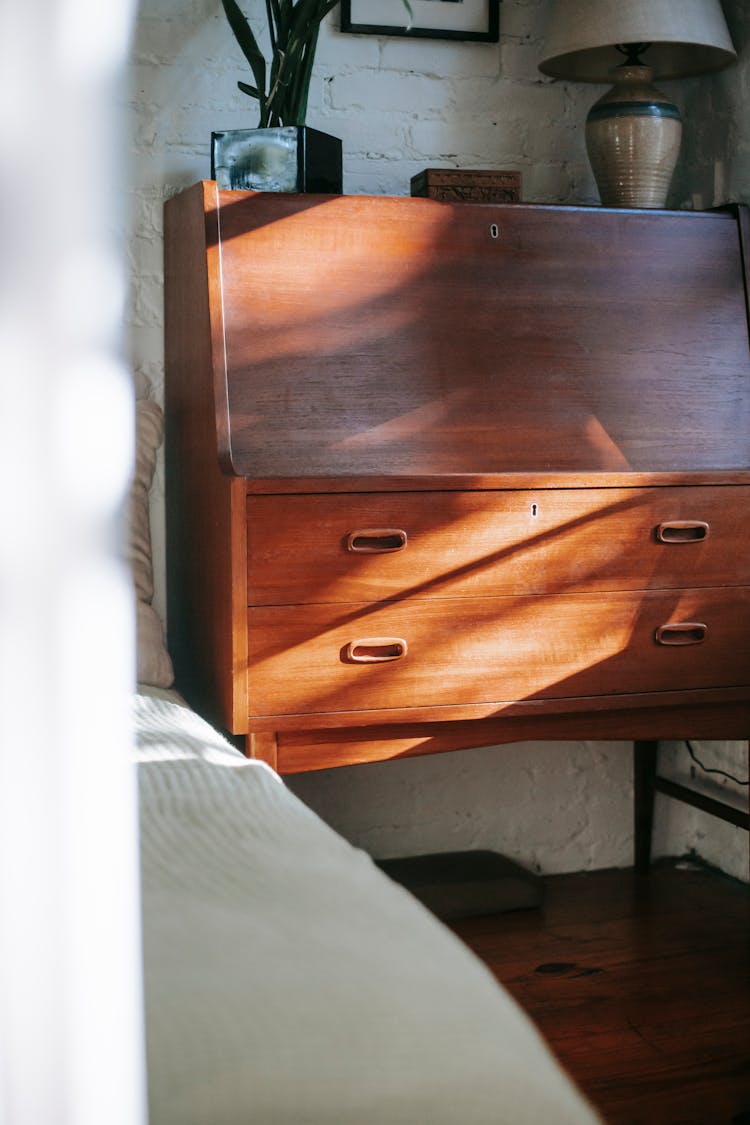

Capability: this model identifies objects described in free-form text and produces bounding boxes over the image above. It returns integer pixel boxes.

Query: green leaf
[220,0,267,114]
[221,0,414,127]
[267,0,337,124]
[265,0,279,52]
[237,81,261,100]
[277,0,294,46]
[286,24,320,124]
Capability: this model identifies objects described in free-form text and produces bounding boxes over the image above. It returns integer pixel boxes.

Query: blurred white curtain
[0,1,144,1123]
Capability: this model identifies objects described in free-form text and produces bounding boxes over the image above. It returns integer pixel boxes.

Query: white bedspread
[136,687,599,1124]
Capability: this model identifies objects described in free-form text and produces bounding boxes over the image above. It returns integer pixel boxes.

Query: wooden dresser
[164,182,750,779]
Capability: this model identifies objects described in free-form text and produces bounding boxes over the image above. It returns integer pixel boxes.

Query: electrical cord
[686,740,749,787]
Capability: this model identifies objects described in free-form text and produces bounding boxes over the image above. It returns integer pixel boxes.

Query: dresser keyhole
[490,223,499,239]
[531,502,539,518]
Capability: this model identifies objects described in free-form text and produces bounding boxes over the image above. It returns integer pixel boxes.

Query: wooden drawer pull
[346,528,407,554]
[655,622,707,646]
[656,521,709,543]
[344,638,408,663]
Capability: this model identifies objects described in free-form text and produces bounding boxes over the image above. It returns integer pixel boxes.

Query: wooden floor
[451,862,750,1125]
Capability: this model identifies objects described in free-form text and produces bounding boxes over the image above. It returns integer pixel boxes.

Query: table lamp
[539,0,737,209]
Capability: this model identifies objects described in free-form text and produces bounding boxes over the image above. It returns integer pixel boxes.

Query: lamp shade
[539,0,737,82]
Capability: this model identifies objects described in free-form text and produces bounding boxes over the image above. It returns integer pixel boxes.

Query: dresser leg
[246,731,279,771]
[633,740,659,872]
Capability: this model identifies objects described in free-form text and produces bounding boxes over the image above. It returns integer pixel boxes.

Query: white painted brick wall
[125,0,749,881]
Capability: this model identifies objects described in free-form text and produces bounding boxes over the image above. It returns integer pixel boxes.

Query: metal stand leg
[633,740,659,872]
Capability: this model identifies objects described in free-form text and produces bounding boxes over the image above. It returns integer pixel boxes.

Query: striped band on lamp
[539,0,737,209]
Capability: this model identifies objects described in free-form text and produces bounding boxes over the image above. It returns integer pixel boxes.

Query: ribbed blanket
[136,686,599,1124]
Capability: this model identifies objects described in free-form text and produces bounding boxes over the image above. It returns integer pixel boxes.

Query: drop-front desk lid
[190,182,750,487]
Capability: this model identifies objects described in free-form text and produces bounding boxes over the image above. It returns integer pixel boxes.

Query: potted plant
[212,0,412,193]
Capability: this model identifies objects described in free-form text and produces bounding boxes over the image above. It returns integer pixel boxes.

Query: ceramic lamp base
[585,65,681,209]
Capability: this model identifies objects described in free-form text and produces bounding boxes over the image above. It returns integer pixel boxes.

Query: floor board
[451,863,750,1125]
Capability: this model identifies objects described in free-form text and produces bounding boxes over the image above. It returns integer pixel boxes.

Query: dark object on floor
[376,849,543,920]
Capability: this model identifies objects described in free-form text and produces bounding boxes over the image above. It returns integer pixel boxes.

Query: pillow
[131,399,174,688]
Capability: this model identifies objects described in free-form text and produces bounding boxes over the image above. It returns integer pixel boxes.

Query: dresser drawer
[247,587,750,718]
[247,487,750,606]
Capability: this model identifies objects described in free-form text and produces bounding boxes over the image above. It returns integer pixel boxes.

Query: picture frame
[340,1,500,43]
